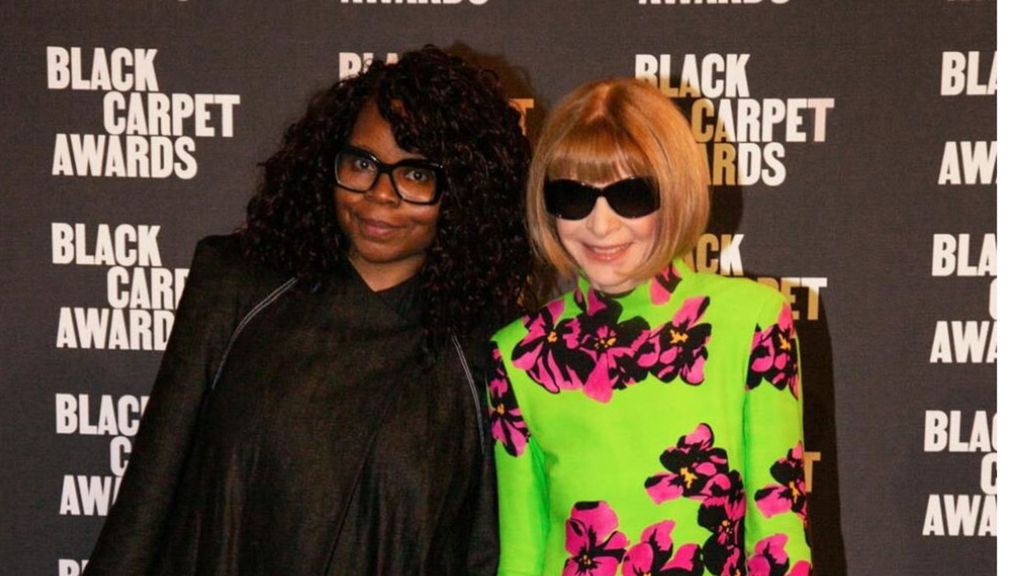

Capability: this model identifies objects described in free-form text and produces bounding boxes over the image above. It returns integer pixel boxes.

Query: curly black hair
[241,46,534,343]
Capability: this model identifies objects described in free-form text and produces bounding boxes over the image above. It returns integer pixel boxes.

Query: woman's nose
[585,197,621,236]
[365,172,402,205]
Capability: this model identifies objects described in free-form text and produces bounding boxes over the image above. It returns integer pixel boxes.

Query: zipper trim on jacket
[210,277,298,391]
[451,333,486,457]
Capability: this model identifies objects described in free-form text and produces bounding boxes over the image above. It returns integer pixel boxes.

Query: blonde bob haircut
[527,78,710,282]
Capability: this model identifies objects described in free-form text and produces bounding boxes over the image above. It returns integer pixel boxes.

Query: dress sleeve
[742,296,813,574]
[486,342,550,576]
[83,237,246,575]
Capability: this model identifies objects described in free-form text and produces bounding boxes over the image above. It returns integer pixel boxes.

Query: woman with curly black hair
[84,46,533,576]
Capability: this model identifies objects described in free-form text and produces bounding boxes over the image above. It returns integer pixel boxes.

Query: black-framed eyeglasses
[334,145,446,205]
[543,177,660,220]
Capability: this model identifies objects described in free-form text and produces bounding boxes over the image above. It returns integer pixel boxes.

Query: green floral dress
[487,259,812,576]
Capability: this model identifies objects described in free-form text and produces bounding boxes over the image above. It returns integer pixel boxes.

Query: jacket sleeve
[486,342,550,576]
[83,236,250,575]
[461,333,501,576]
[742,296,813,574]
[462,425,501,576]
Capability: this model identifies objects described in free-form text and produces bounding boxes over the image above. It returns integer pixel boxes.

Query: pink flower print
[638,297,712,384]
[578,319,650,402]
[622,520,704,576]
[650,262,683,305]
[574,286,611,316]
[698,471,746,576]
[563,501,629,576]
[512,299,592,394]
[755,442,808,524]
[747,534,789,576]
[573,289,652,403]
[747,534,811,576]
[747,304,800,398]
[645,423,730,504]
[513,289,653,402]
[788,561,812,576]
[486,344,530,457]
[723,552,746,576]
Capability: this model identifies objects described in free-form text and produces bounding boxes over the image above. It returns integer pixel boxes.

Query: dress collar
[573,257,691,314]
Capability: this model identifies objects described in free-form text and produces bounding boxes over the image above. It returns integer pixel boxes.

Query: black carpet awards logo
[52,222,188,352]
[930,233,996,364]
[47,47,241,179]
[56,392,149,518]
[922,409,997,536]
[636,53,834,189]
[938,51,996,186]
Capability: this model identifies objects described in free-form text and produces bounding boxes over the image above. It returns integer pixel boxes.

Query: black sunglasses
[543,177,660,220]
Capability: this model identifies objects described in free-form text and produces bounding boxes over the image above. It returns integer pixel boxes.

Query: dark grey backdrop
[1,1,996,575]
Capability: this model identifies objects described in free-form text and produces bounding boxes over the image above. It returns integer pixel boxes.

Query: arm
[83,237,249,575]
[743,297,813,575]
[486,342,550,576]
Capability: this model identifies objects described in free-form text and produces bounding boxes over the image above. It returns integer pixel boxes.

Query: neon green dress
[487,259,811,576]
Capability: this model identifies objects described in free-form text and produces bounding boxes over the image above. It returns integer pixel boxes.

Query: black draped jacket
[84,235,498,576]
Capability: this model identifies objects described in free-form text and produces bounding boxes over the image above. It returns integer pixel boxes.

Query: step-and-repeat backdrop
[1,1,995,574]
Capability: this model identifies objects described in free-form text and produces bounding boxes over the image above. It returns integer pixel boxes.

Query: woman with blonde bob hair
[526,78,709,285]
[487,78,812,576]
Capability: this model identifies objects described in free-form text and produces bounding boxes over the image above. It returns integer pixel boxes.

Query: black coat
[84,235,498,576]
